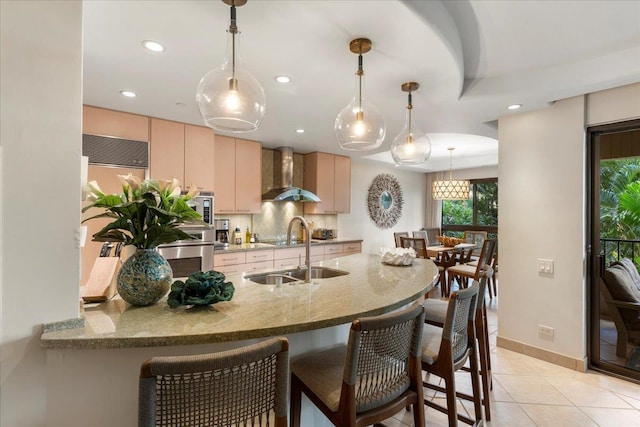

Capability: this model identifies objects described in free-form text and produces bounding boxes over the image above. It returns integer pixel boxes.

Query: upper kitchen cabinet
[304,152,351,214]
[150,118,184,183]
[83,105,149,141]
[214,136,261,214]
[184,124,215,191]
[150,118,215,192]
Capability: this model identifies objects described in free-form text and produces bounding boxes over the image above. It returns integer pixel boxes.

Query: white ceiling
[82,0,640,173]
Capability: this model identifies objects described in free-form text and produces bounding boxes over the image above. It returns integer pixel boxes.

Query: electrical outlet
[538,325,554,337]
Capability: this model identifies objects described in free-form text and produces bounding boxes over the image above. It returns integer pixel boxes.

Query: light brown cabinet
[184,124,215,191]
[214,136,261,214]
[150,118,215,191]
[83,105,149,141]
[304,152,351,214]
[150,118,184,183]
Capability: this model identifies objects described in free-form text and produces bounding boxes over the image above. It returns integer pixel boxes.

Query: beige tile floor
[382,291,640,427]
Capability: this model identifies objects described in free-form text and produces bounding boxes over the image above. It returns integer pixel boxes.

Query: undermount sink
[244,266,349,284]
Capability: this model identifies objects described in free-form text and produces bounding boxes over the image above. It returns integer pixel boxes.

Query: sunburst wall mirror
[367,173,403,229]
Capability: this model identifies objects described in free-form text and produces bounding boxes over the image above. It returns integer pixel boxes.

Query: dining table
[426,242,477,259]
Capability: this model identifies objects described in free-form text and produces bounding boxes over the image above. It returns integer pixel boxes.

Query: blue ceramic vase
[117,249,172,306]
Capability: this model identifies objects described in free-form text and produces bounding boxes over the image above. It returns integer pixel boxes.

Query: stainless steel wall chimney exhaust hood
[262,147,321,202]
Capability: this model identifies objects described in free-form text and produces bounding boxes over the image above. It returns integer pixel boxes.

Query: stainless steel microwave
[189,194,214,225]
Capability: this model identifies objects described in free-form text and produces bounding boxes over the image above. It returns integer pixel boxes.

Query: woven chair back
[442,283,479,363]
[343,303,425,413]
[139,337,289,427]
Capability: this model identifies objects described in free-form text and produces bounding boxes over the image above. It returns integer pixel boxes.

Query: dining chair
[434,251,457,293]
[422,228,441,246]
[290,303,426,427]
[394,231,410,248]
[412,230,428,243]
[422,272,494,421]
[464,230,488,259]
[421,282,482,426]
[139,337,289,427]
[400,236,428,259]
[446,238,496,297]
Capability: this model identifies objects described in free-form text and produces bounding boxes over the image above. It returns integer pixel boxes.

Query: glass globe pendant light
[334,38,385,151]
[391,82,431,165]
[196,0,265,133]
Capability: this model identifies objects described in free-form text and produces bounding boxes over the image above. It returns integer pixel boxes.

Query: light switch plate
[537,258,554,274]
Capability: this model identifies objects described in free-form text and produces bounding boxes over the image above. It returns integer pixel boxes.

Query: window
[441,178,498,237]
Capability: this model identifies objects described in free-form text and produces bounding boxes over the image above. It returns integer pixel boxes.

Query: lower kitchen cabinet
[213,252,246,276]
[213,242,362,275]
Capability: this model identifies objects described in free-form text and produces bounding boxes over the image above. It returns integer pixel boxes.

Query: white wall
[338,159,427,254]
[498,96,586,360]
[0,1,83,425]
[498,82,640,363]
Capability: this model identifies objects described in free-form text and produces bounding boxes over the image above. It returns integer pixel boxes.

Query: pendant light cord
[229,5,238,82]
[407,92,413,141]
[357,53,363,119]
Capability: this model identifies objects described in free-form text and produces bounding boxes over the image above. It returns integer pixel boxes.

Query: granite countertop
[216,238,363,253]
[41,253,437,350]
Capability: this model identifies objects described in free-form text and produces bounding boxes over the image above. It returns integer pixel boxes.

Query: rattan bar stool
[422,272,494,422]
[421,283,482,426]
[139,337,289,427]
[290,303,426,427]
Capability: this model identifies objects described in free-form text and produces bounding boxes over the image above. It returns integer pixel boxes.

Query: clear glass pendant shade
[391,109,431,164]
[334,78,385,151]
[196,32,265,133]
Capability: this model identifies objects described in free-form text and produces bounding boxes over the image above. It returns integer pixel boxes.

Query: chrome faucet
[286,216,311,283]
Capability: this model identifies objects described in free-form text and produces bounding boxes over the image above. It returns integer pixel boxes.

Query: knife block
[81,257,120,303]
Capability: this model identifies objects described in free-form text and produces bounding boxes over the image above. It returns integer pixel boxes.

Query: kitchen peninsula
[41,253,438,350]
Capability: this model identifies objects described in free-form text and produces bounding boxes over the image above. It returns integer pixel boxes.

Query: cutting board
[81,257,120,303]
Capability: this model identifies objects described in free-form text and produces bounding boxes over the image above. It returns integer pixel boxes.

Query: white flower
[85,181,105,198]
[184,185,199,200]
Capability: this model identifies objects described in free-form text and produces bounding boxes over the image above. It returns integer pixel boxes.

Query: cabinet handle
[236,209,250,212]
[252,254,267,259]
[223,257,239,262]
[219,209,234,213]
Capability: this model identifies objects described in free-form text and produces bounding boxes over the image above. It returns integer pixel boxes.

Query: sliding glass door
[587,119,640,382]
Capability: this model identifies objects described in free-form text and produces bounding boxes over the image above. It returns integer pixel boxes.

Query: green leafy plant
[167,270,235,308]
[82,174,203,249]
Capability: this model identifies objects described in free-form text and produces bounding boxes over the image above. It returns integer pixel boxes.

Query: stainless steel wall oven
[157,226,215,278]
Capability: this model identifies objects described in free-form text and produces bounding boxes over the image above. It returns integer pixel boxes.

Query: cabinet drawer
[244,260,274,273]
[343,242,361,254]
[310,246,325,257]
[215,264,244,276]
[214,252,246,266]
[274,258,301,269]
[246,249,274,263]
[274,247,305,260]
[324,244,344,255]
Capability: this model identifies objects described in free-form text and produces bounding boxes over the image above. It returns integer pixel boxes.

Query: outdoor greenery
[442,180,498,236]
[600,158,640,264]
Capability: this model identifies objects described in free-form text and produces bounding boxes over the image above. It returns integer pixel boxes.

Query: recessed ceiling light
[120,90,136,98]
[142,40,164,52]
[275,75,291,83]
[176,102,186,107]
[296,129,304,133]
[507,104,522,110]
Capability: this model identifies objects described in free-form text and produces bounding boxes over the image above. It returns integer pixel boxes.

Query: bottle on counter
[234,226,242,245]
[245,226,251,244]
